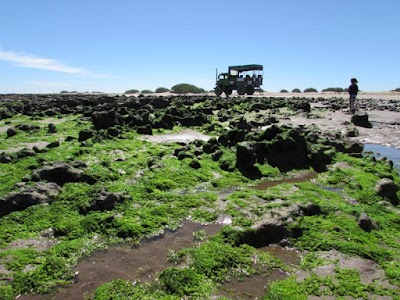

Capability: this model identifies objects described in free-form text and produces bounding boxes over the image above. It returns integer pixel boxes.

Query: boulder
[375,178,399,205]
[34,163,96,186]
[260,129,310,172]
[137,124,153,135]
[16,124,40,132]
[358,213,376,232]
[0,154,12,163]
[351,113,372,128]
[6,127,17,138]
[48,123,57,133]
[78,129,94,142]
[46,141,60,148]
[92,110,121,130]
[189,159,201,169]
[0,182,61,217]
[151,97,170,109]
[236,142,262,179]
[17,149,36,159]
[0,192,46,217]
[81,192,128,213]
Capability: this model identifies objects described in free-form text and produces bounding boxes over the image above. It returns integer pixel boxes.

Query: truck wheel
[237,86,246,95]
[214,86,222,96]
[246,86,255,95]
[224,87,232,96]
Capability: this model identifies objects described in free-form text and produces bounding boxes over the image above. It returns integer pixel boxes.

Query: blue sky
[1,0,399,93]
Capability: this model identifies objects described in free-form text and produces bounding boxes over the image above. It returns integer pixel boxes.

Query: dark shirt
[349,83,358,95]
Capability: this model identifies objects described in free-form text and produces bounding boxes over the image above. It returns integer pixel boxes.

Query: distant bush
[393,88,400,92]
[303,88,318,93]
[141,90,153,94]
[321,87,345,93]
[291,88,302,93]
[171,83,205,94]
[125,89,139,94]
[60,91,79,94]
[155,87,170,93]
[280,89,289,93]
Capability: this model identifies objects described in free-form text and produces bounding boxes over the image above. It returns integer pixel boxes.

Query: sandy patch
[140,129,211,144]
[1,141,49,153]
[274,106,400,149]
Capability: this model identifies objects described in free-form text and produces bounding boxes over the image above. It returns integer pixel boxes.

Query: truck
[214,64,263,96]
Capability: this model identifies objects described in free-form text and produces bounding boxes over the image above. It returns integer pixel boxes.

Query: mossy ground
[0,98,399,299]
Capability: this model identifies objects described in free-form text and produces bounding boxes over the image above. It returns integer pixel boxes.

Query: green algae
[1,100,400,299]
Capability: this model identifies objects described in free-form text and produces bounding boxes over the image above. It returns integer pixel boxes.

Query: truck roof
[229,64,263,72]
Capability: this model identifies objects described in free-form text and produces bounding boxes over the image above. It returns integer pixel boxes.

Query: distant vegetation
[321,87,345,93]
[60,91,79,94]
[393,88,400,92]
[171,83,205,94]
[291,88,302,93]
[280,89,289,93]
[140,90,153,94]
[155,87,170,93]
[303,88,318,93]
[125,89,139,94]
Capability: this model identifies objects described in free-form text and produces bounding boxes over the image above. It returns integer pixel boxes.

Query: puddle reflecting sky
[364,144,400,173]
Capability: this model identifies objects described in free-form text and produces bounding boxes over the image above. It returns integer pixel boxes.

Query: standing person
[348,78,359,114]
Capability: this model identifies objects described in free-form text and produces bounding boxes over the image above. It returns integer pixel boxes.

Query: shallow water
[253,171,317,190]
[20,221,222,300]
[364,143,400,173]
[218,245,300,299]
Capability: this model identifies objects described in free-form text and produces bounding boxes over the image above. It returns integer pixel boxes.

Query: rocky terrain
[0,93,399,299]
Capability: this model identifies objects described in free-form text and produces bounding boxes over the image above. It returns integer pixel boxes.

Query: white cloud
[0,50,87,74]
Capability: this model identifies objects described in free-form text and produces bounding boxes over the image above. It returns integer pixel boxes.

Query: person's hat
[351,78,358,83]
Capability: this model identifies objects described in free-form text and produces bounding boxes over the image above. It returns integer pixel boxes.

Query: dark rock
[71,160,88,168]
[0,182,61,217]
[189,159,201,169]
[358,213,376,232]
[351,113,373,128]
[16,124,40,132]
[211,150,223,161]
[46,141,60,148]
[48,123,57,133]
[137,124,153,135]
[65,136,76,142]
[92,110,121,130]
[32,146,46,153]
[6,127,17,138]
[0,154,12,163]
[344,142,364,154]
[151,97,170,109]
[17,149,36,159]
[230,117,251,131]
[236,142,262,179]
[300,202,321,216]
[107,127,120,137]
[78,129,94,142]
[34,162,96,186]
[346,127,359,137]
[260,129,310,172]
[239,223,288,247]
[309,145,333,172]
[375,178,399,205]
[0,192,46,217]
[292,100,311,112]
[81,192,128,213]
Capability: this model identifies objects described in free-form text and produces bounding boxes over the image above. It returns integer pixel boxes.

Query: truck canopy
[229,64,263,72]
